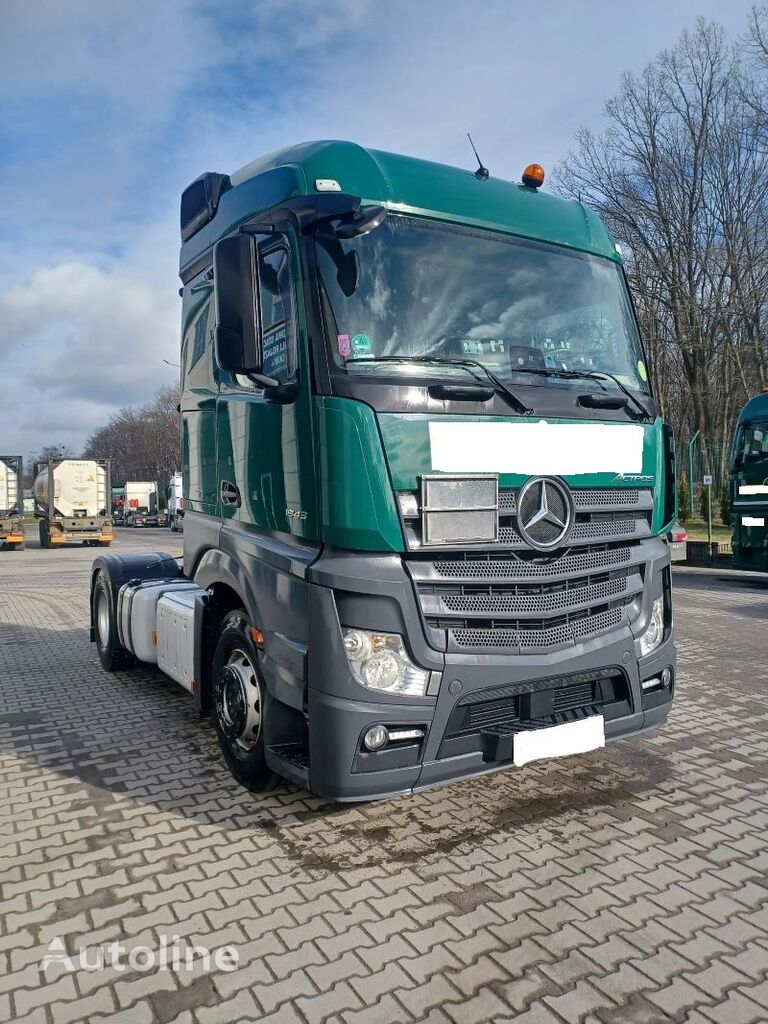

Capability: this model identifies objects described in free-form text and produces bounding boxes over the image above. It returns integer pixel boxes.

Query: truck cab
[167,472,185,531]
[124,481,166,527]
[91,141,676,801]
[730,390,768,571]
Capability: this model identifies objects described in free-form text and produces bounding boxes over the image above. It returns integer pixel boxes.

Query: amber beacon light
[522,163,546,189]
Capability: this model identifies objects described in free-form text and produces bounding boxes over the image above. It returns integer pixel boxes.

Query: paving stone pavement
[1,529,767,1024]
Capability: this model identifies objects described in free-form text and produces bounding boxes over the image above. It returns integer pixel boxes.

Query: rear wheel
[39,520,51,549]
[92,570,133,671]
[10,540,25,551]
[212,610,277,793]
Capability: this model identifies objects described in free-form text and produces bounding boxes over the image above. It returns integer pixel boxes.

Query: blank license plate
[513,715,605,767]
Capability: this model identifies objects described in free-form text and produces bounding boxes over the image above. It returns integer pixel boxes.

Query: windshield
[315,215,649,393]
[738,422,768,465]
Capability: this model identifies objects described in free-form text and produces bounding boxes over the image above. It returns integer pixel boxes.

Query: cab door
[180,269,219,517]
[215,229,318,542]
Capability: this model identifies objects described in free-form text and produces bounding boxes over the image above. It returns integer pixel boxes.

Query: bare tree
[553,16,768,487]
[83,385,181,485]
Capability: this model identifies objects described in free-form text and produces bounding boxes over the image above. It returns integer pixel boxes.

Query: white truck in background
[34,459,112,547]
[124,481,166,527]
[0,455,25,551]
[167,472,184,532]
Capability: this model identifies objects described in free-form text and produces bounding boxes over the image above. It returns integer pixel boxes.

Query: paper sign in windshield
[263,325,288,378]
[429,420,645,476]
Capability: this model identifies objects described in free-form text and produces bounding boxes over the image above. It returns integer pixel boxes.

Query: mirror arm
[247,371,280,387]
[260,380,299,404]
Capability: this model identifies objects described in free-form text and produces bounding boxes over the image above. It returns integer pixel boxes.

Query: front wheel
[211,610,277,793]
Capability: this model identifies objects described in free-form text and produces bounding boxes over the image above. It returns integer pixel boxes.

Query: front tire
[92,570,133,671]
[211,610,277,793]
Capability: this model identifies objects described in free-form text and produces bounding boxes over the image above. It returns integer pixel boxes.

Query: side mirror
[213,234,261,374]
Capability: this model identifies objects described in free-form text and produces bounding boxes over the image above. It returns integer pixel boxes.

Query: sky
[0,0,757,458]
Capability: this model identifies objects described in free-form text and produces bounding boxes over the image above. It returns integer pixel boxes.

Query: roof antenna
[467,133,489,180]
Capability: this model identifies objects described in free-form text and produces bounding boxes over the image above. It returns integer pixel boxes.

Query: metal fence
[680,432,729,524]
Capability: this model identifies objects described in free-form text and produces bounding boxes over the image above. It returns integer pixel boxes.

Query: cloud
[0,0,756,458]
[0,218,179,456]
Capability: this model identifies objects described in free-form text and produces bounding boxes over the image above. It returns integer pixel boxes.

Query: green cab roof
[180,139,620,276]
[737,390,768,423]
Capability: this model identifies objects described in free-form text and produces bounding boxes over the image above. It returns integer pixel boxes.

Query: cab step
[266,743,309,788]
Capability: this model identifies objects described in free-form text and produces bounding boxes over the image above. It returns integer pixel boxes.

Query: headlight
[342,629,429,696]
[637,596,664,657]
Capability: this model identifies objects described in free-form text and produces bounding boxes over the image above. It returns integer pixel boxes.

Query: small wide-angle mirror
[332,204,387,239]
[316,237,360,297]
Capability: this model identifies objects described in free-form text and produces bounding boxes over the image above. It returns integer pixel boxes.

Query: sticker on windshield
[351,333,373,357]
[462,340,485,355]
[337,334,351,358]
[637,360,648,382]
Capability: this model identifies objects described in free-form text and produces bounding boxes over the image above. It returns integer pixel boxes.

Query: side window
[259,245,295,381]
[234,236,297,389]
[190,305,209,369]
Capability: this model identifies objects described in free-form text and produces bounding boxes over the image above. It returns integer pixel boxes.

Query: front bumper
[303,547,675,802]
[49,517,112,543]
[308,632,674,801]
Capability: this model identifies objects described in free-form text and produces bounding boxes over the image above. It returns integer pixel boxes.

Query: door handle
[220,480,241,507]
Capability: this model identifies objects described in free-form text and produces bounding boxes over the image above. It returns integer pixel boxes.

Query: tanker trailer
[0,455,25,551]
[34,458,113,547]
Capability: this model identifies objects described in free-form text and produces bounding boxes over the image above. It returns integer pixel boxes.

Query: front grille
[553,680,594,710]
[429,574,640,618]
[495,518,647,547]
[450,605,624,651]
[429,545,633,580]
[404,485,652,653]
[401,486,653,552]
[443,668,631,740]
[498,488,651,512]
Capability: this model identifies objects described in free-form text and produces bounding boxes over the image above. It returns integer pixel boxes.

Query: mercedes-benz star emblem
[516,477,574,551]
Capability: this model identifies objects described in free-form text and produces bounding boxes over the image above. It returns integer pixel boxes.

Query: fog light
[641,676,661,691]
[363,725,389,751]
[661,667,672,687]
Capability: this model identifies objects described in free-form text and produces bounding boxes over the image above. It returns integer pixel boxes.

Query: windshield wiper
[343,356,533,415]
[508,367,650,420]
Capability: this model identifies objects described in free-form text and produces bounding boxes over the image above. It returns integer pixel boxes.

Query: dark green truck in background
[730,390,768,571]
[90,141,677,800]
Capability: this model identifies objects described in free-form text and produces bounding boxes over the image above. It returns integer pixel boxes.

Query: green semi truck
[90,141,677,800]
[729,389,768,571]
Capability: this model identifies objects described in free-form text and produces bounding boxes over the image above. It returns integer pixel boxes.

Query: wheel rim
[96,590,111,650]
[217,648,262,750]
